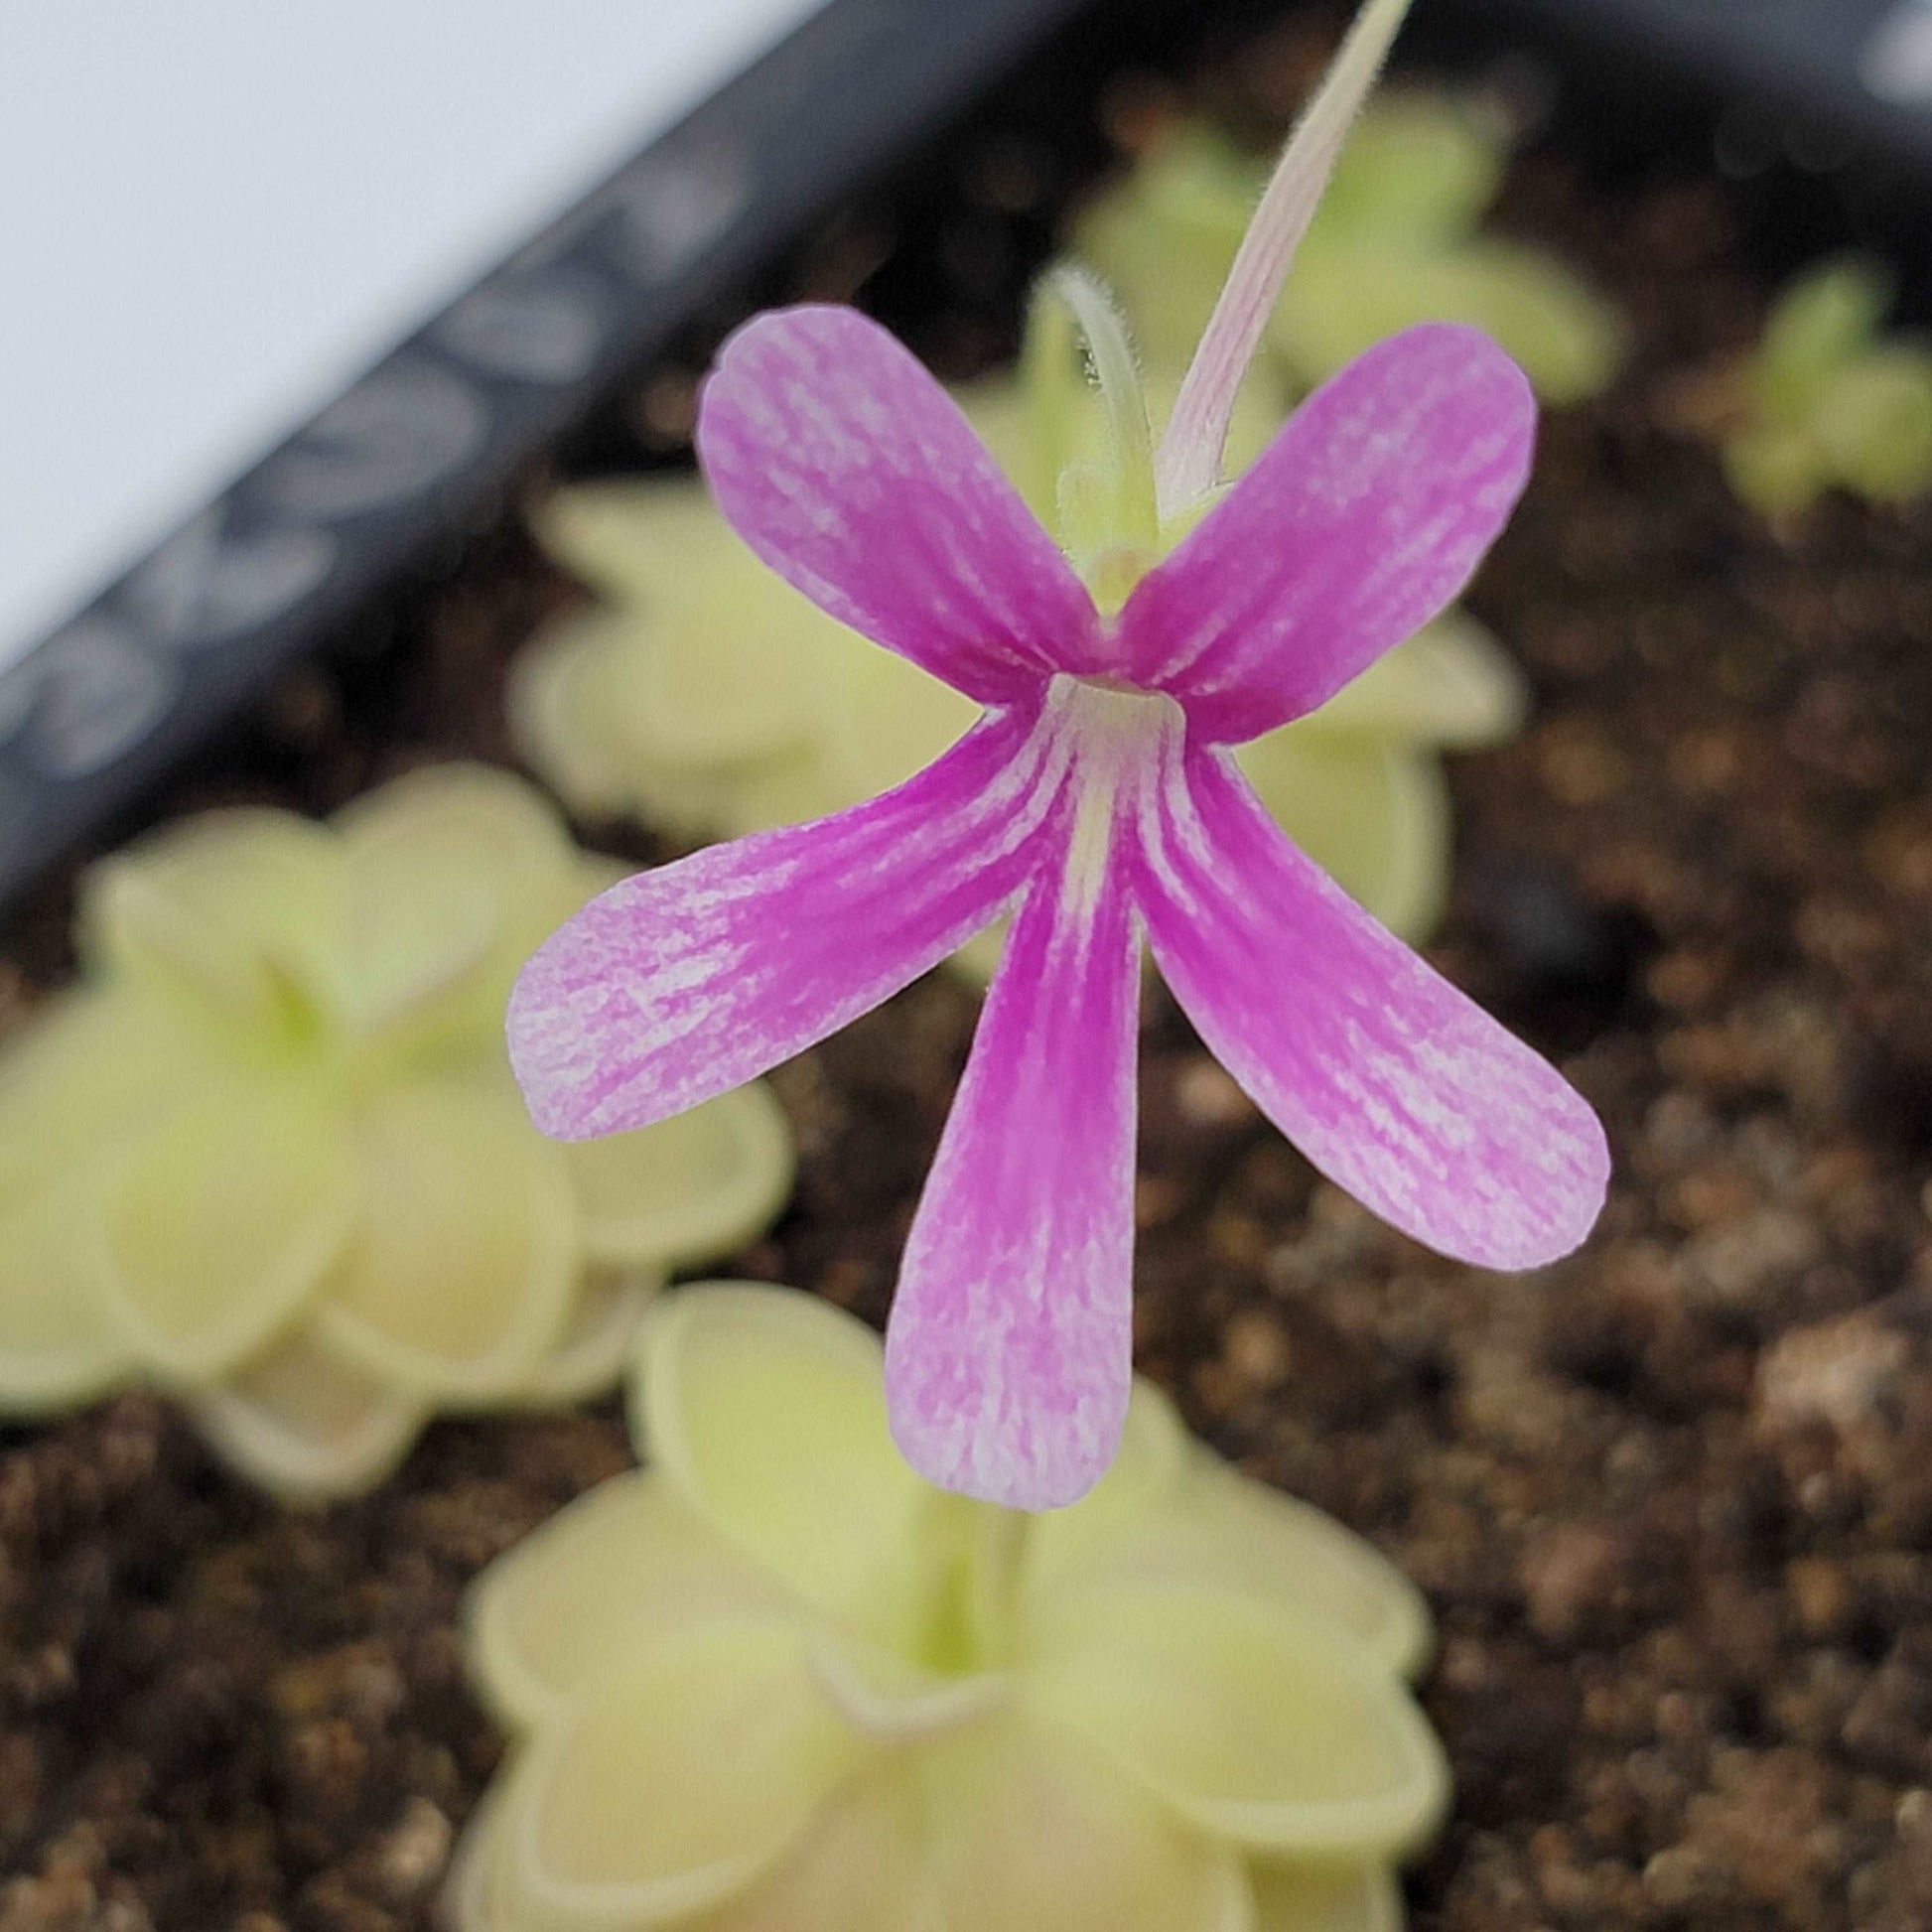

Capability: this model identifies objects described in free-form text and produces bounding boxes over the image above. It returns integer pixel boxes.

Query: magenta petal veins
[887,683,1173,1510]
[1120,325,1537,745]
[507,708,1061,1141]
[698,305,1106,702]
[1134,744,1609,1270]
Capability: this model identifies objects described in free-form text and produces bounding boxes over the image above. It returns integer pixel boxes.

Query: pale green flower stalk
[0,766,793,1501]
[514,282,1526,955]
[1716,256,1932,518]
[1076,96,1626,411]
[449,1284,1448,1932]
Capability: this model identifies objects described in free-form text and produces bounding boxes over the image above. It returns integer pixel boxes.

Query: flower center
[1038,675,1182,919]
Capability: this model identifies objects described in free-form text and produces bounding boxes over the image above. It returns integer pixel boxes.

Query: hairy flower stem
[1158,0,1416,519]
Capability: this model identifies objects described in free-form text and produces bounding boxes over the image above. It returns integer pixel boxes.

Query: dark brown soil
[8,14,1932,1932]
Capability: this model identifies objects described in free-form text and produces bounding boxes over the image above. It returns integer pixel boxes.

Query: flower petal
[1120,325,1536,744]
[923,1709,1251,1932]
[310,1078,577,1402]
[562,1084,794,1272]
[630,1285,928,1647]
[188,1328,426,1503]
[495,1619,866,1928]
[1029,1583,1448,1856]
[1234,733,1449,943]
[885,794,1145,1511]
[466,1469,790,1729]
[98,1087,359,1382]
[508,708,1059,1141]
[697,305,1101,701]
[1136,746,1607,1270]
[1250,1862,1403,1932]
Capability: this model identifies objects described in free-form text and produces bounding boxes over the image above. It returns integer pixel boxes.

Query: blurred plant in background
[0,766,792,1500]
[515,286,1527,954]
[451,1284,1447,1932]
[1704,257,1932,518]
[1076,94,1625,407]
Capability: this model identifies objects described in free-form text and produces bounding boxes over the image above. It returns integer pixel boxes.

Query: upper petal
[1118,325,1536,744]
[507,708,1061,1141]
[697,305,1101,701]
[1135,746,1607,1271]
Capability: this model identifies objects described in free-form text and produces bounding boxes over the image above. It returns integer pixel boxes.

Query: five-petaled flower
[507,303,1609,1511]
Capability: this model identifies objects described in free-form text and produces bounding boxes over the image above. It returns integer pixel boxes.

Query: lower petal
[923,1709,1250,1932]
[885,835,1144,1511]
[495,1620,866,1929]
[311,1080,576,1402]
[1029,1583,1448,1856]
[508,707,1057,1142]
[1137,748,1607,1271]
[562,1083,794,1272]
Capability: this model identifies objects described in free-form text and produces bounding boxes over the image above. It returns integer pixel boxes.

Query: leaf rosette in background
[1076,96,1625,408]
[452,1284,1448,1932]
[1718,257,1932,518]
[0,765,793,1500]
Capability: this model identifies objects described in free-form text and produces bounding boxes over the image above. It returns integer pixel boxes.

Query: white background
[0,0,827,667]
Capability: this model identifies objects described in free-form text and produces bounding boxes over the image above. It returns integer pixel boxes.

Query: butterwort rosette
[450,1284,1449,1932]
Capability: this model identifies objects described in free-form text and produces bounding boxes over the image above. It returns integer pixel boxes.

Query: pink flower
[507,304,1607,1511]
